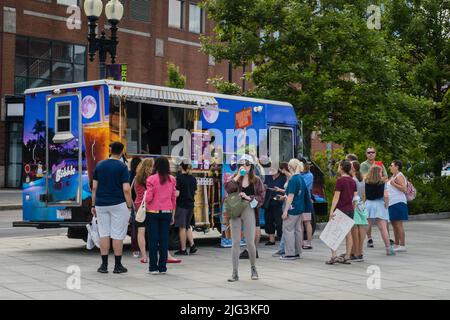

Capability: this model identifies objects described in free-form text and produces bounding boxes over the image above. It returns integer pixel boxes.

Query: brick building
[0,0,245,188]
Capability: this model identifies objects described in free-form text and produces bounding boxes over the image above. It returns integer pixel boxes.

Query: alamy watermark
[66,265,81,290]
[367,5,381,30]
[366,265,382,290]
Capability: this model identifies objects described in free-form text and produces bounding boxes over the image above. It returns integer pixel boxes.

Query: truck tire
[68,227,88,243]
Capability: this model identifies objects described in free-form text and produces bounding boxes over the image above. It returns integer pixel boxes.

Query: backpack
[224,192,248,219]
[405,180,416,202]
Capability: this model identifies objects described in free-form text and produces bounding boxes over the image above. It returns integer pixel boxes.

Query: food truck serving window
[56,103,71,133]
[270,127,294,163]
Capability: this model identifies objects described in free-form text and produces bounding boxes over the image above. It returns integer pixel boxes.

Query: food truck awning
[109,84,228,112]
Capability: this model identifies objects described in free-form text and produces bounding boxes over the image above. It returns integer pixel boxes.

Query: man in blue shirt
[92,142,133,274]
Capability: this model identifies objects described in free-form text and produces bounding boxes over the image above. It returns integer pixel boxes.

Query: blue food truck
[14,80,326,246]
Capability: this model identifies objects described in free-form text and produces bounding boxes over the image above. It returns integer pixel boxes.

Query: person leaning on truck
[91,141,134,274]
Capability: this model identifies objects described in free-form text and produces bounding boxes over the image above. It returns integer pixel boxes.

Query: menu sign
[235,108,252,129]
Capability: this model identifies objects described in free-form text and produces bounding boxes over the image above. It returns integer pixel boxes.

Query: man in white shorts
[91,142,133,274]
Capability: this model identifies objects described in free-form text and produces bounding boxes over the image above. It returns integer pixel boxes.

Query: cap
[238,154,254,165]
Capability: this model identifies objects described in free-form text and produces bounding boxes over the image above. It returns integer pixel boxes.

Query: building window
[57,0,79,6]
[131,0,151,22]
[15,36,87,94]
[189,3,204,34]
[169,0,184,29]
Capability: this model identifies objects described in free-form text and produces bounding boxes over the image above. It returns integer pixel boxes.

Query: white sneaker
[132,251,140,258]
[394,246,407,252]
[149,271,159,275]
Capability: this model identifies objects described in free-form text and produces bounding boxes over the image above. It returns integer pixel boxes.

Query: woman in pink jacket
[145,157,177,274]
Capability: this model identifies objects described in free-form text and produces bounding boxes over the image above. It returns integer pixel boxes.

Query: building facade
[0,0,245,188]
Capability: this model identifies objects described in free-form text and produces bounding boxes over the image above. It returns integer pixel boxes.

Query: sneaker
[174,250,188,256]
[159,271,167,274]
[251,266,259,280]
[367,239,374,248]
[132,251,140,258]
[221,238,232,248]
[386,246,396,256]
[351,255,362,262]
[228,271,239,282]
[97,264,108,274]
[394,245,407,252]
[149,271,159,275]
[265,241,276,246]
[272,250,284,257]
[280,255,297,260]
[189,245,198,254]
[113,264,128,274]
[358,255,364,262]
[239,239,247,247]
[239,249,249,259]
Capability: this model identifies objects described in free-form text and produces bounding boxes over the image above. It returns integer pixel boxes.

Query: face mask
[239,168,247,176]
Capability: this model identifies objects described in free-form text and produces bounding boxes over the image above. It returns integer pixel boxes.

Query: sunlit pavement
[0,217,450,300]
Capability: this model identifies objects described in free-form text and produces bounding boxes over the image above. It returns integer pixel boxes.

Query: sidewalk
[0,219,449,300]
[0,189,22,210]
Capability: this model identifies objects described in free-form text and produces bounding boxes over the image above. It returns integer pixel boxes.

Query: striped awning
[108,84,224,111]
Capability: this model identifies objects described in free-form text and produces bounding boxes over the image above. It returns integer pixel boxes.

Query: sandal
[325,256,339,265]
[140,258,148,263]
[337,256,351,264]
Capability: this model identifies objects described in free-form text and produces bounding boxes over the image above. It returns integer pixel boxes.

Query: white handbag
[135,191,147,223]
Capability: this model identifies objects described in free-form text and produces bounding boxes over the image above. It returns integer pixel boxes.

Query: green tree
[165,62,186,89]
[384,0,450,174]
[201,0,430,161]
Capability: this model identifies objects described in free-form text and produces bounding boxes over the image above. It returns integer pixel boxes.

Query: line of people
[91,142,409,279]
[91,142,198,274]
[326,147,409,264]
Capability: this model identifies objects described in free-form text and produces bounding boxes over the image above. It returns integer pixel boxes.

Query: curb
[315,212,450,231]
[0,205,22,211]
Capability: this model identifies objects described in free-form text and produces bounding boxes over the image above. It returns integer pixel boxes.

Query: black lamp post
[84,0,124,79]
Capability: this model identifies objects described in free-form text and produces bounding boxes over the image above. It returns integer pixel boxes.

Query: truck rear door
[45,93,82,209]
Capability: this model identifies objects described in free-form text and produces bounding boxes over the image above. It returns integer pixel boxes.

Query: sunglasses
[239,161,251,166]
[367,151,376,154]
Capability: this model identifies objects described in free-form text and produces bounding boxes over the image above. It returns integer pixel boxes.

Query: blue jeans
[146,212,172,272]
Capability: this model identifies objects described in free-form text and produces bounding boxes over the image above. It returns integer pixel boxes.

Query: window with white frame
[56,103,71,133]
[189,3,204,33]
[169,0,184,29]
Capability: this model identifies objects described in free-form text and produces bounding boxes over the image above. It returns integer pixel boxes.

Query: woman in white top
[387,160,409,252]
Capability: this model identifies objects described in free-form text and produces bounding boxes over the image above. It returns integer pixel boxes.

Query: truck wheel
[68,227,88,243]
[169,226,180,251]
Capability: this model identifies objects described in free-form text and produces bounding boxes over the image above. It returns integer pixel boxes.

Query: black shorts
[175,207,194,229]
[343,210,354,220]
[134,220,146,228]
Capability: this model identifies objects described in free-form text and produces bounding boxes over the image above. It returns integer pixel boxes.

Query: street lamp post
[84,0,124,79]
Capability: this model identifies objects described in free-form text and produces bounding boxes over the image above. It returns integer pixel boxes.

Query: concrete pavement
[0,189,21,210]
[1,219,450,300]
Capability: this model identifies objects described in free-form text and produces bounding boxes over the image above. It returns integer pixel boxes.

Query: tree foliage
[165,62,186,89]
[201,0,448,173]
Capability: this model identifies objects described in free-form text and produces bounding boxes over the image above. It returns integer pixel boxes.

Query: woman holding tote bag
[224,155,265,282]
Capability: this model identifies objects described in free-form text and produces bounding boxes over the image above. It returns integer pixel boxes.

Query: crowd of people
[90,141,410,280]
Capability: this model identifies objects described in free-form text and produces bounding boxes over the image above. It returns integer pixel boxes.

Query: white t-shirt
[387,172,407,206]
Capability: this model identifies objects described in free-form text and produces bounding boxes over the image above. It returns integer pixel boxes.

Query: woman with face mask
[224,154,266,282]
